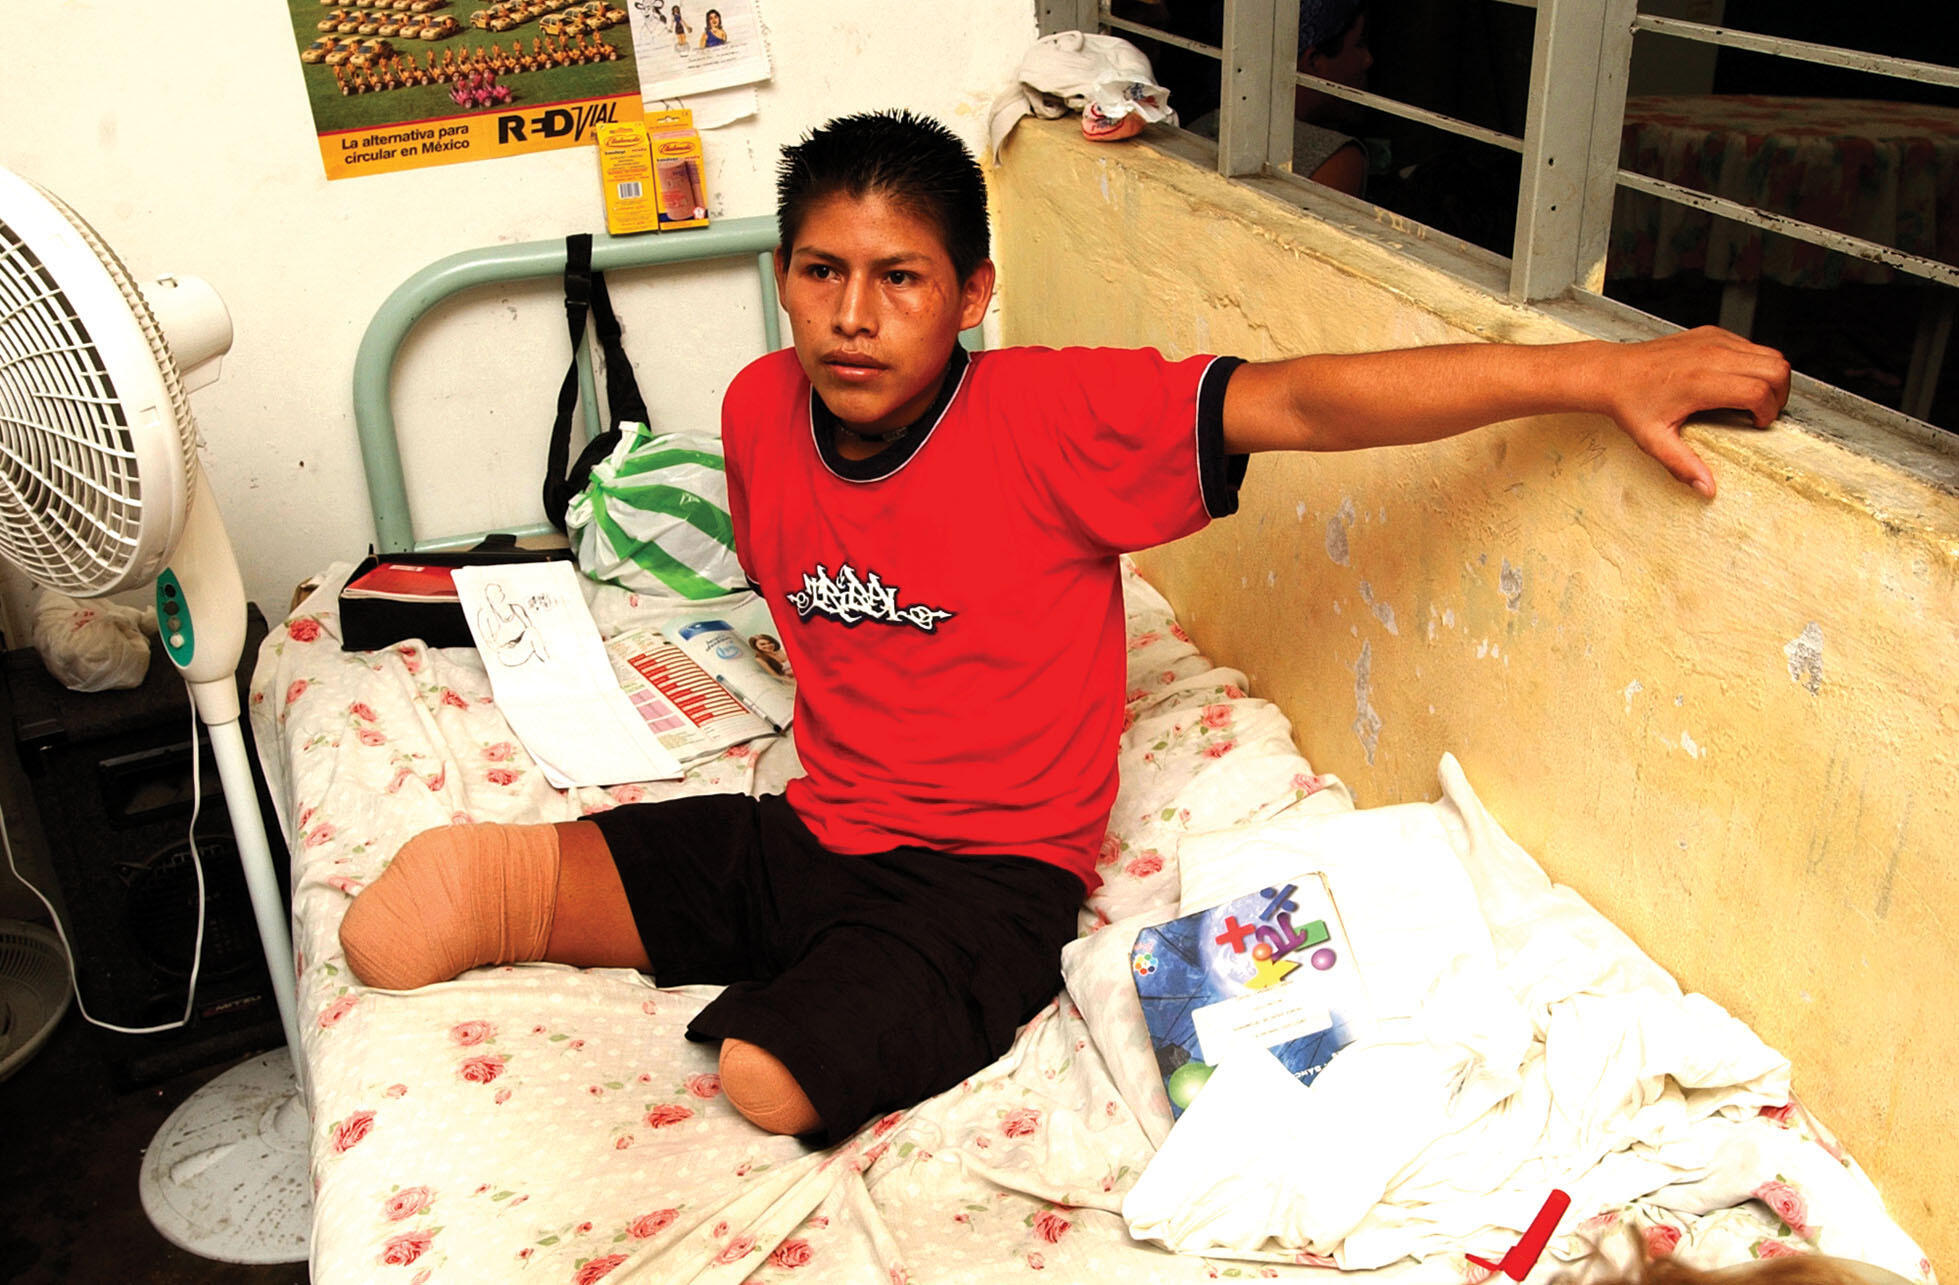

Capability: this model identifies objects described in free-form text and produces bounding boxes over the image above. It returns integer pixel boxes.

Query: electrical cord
[0,683,208,1035]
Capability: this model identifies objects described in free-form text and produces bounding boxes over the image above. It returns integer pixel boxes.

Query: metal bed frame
[352,217,783,554]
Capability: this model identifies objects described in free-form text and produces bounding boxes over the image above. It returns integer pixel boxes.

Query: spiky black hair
[776,110,990,282]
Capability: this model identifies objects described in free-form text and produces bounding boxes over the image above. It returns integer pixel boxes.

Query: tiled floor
[0,1012,305,1285]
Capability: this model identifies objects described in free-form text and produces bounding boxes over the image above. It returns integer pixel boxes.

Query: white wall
[2,0,1036,629]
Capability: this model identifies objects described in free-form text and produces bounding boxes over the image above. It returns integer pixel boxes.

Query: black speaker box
[5,604,291,1089]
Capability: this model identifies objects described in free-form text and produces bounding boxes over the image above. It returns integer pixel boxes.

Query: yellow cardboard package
[647,109,709,231]
[595,122,658,236]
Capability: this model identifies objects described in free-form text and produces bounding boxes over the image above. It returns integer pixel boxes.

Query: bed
[250,228,1935,1284]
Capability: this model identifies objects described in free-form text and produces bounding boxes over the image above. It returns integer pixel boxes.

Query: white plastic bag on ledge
[32,591,157,691]
[989,31,1178,158]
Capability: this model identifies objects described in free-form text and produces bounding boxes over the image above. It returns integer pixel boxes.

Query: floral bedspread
[251,559,1930,1285]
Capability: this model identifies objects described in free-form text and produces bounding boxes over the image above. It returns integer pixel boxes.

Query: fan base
[138,1048,311,1264]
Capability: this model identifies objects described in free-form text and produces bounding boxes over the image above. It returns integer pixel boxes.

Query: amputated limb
[340,820,649,989]
[719,1037,822,1136]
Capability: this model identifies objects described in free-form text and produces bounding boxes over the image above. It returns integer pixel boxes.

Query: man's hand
[1584,326,1791,498]
[1223,325,1792,499]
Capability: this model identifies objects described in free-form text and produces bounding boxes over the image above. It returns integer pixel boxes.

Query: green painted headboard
[351,218,783,553]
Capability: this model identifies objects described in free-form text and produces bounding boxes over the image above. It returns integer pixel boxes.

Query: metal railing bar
[1631,16,1959,89]
[1293,71,1525,153]
[1614,168,1959,290]
[1098,13,1224,60]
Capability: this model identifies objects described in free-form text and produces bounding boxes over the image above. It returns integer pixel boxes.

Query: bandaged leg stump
[339,820,648,989]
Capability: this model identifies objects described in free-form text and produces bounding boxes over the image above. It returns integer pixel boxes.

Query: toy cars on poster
[299,0,618,93]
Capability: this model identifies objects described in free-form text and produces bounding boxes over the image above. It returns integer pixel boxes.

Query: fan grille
[0,188,194,595]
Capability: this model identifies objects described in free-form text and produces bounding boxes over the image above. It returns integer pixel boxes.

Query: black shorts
[590,792,1084,1148]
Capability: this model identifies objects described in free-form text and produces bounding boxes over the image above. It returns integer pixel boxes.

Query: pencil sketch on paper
[478,582,554,667]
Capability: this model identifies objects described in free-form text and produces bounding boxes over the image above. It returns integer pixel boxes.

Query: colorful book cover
[1131,874,1370,1117]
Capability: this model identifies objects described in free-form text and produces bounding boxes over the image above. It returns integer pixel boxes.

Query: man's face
[775,191,994,432]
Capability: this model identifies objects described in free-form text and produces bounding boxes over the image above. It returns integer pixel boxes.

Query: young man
[340,110,1789,1148]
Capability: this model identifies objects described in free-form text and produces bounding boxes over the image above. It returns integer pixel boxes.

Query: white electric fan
[0,167,311,1262]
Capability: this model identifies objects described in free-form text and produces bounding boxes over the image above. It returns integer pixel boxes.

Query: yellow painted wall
[994,120,1958,1266]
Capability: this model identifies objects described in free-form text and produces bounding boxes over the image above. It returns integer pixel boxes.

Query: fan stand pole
[135,706,314,1264]
[138,485,312,1263]
[137,704,313,1264]
[162,472,302,1064]
[203,714,301,1062]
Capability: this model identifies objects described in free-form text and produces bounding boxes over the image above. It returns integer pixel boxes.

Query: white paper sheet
[650,85,758,128]
[452,562,684,788]
[628,0,772,100]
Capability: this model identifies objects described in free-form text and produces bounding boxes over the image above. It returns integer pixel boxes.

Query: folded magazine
[662,597,795,729]
[604,627,774,766]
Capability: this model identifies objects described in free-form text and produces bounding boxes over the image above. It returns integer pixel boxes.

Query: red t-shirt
[721,345,1244,891]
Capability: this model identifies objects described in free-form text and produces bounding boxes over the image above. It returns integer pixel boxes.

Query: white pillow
[1176,786,1499,1022]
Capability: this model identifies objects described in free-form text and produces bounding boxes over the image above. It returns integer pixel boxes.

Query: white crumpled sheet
[1121,758,1931,1283]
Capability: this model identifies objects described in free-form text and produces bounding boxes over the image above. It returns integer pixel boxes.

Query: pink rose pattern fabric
[252,562,1928,1284]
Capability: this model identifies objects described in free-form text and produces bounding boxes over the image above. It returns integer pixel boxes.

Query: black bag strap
[543,234,650,532]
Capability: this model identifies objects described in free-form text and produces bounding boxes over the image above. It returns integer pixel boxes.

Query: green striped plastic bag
[564,422,746,599]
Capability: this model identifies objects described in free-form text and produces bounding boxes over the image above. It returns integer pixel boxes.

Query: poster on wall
[628,0,771,101]
[288,0,646,180]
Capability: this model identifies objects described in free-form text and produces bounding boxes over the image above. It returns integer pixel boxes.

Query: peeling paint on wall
[1785,622,1825,693]
[1326,497,1356,566]
[1352,639,1382,764]
[1500,559,1525,611]
[1358,581,1399,634]
[1623,679,1643,713]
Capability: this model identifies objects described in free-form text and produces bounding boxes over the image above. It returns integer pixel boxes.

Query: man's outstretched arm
[1220,326,1792,498]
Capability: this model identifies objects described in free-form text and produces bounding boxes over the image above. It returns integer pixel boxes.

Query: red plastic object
[1466,1189,1572,1280]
